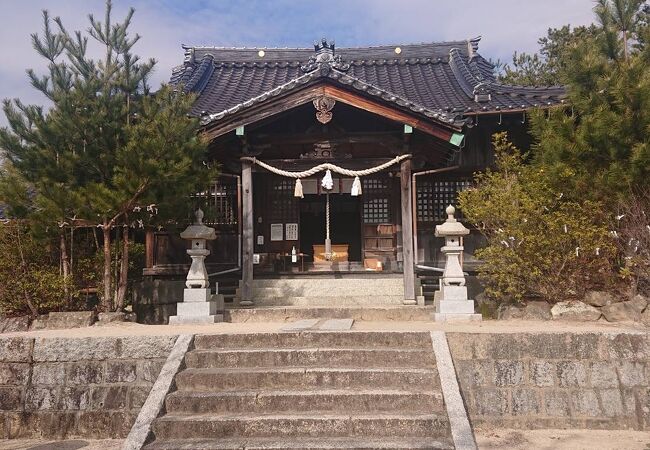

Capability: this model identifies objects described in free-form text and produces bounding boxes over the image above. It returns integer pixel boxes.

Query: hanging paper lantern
[351,176,362,196]
[294,178,304,198]
[321,169,333,190]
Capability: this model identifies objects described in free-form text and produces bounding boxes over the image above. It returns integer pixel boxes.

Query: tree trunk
[92,228,100,251]
[59,231,70,302]
[102,223,113,311]
[15,226,38,318]
[114,225,120,301]
[116,225,129,311]
[623,30,629,62]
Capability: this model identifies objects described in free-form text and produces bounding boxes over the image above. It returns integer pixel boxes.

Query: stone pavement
[1,315,645,340]
[0,439,122,450]
[475,428,650,449]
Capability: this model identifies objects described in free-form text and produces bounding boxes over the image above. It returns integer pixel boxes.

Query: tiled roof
[171,38,566,129]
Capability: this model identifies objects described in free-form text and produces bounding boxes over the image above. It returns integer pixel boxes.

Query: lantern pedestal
[168,288,224,324]
[432,206,482,322]
[168,209,224,325]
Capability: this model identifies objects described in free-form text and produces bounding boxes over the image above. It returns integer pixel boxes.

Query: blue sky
[0,0,596,127]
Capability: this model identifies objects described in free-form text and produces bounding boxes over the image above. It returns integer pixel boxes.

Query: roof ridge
[448,48,480,98]
[205,58,450,68]
[492,82,566,91]
[182,39,473,52]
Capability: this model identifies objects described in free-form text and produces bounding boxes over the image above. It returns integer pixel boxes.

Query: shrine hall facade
[142,38,565,306]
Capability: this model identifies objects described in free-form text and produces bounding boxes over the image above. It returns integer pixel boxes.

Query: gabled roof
[171,38,566,130]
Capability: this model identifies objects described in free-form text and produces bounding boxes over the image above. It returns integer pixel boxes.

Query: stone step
[151,413,450,440]
[193,332,433,350]
[224,306,434,322]
[242,295,406,306]
[251,277,406,289]
[145,436,454,450]
[175,367,438,391]
[184,347,436,369]
[244,286,405,297]
[165,389,444,415]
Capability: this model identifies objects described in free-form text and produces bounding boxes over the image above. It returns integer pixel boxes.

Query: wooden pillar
[240,160,254,306]
[400,158,417,304]
[145,228,154,269]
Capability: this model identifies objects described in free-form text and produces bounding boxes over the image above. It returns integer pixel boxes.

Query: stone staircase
[228,276,433,322]
[145,332,453,449]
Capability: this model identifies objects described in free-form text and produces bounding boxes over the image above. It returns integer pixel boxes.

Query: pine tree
[0,11,78,299]
[497,25,599,86]
[596,0,646,61]
[529,0,650,204]
[0,1,212,311]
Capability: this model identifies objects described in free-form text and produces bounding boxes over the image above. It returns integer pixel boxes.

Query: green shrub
[459,133,616,303]
[615,191,650,296]
[0,223,70,316]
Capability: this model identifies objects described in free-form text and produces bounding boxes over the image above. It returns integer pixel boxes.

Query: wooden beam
[400,158,417,304]
[240,160,254,306]
[251,131,403,146]
[322,85,456,142]
[202,86,326,141]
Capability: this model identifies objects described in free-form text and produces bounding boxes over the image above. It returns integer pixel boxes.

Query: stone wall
[448,332,650,430]
[0,335,177,439]
[0,331,646,440]
[133,279,184,324]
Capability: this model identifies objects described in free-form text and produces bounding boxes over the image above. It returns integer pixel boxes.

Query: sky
[0,0,597,127]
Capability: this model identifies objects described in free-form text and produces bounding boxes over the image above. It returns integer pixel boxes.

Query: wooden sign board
[285,223,298,241]
[270,224,283,241]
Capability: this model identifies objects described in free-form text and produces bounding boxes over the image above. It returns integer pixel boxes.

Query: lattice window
[194,179,238,227]
[417,179,470,223]
[362,177,391,224]
[211,181,237,226]
[269,178,298,223]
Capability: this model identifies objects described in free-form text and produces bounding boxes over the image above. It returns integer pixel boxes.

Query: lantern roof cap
[435,205,469,237]
[180,209,217,240]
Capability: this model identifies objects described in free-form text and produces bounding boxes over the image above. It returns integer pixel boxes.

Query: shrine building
[139,38,565,320]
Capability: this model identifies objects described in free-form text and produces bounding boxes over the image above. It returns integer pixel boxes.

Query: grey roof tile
[171,38,566,129]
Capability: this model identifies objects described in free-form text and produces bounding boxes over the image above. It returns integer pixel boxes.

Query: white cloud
[0,0,597,128]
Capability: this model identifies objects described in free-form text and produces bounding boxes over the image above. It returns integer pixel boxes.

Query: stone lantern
[433,205,482,322]
[168,209,224,324]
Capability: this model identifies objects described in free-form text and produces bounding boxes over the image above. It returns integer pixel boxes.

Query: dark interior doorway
[299,194,362,261]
